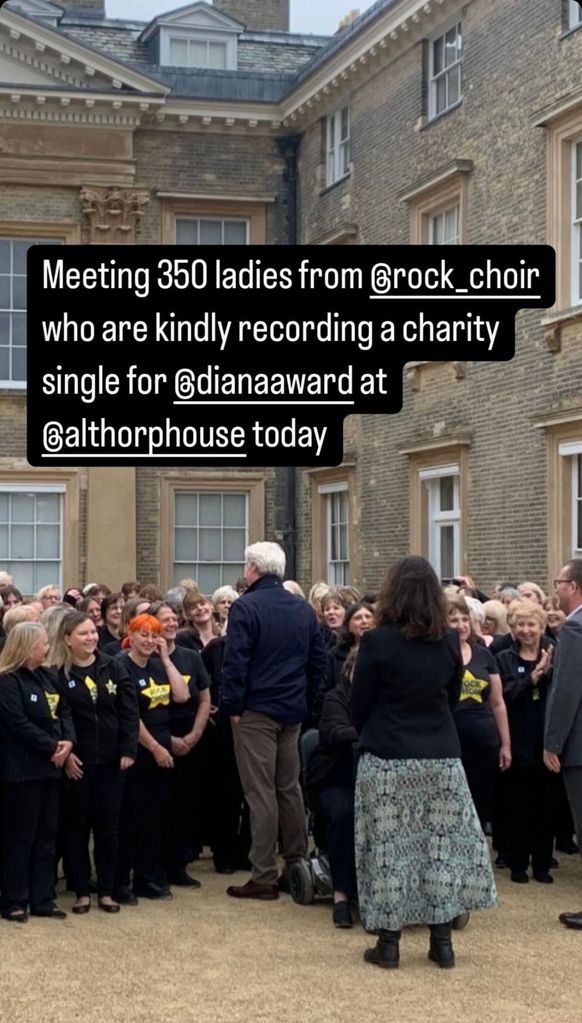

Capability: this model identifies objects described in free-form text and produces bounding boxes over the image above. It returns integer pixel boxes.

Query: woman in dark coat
[351,556,496,970]
[0,621,74,921]
[50,610,139,913]
[496,600,555,883]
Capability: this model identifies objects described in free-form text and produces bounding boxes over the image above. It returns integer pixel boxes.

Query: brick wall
[296,0,582,595]
[215,1,290,32]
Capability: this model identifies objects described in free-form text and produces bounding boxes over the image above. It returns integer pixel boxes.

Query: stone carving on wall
[80,187,150,243]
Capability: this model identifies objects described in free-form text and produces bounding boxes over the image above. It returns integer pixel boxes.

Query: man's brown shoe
[226,880,279,900]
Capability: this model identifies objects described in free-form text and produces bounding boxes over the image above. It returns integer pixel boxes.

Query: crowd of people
[0,551,581,970]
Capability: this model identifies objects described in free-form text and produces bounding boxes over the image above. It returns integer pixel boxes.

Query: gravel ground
[1,853,581,1023]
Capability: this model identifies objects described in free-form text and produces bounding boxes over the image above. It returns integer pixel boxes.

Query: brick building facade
[0,0,580,594]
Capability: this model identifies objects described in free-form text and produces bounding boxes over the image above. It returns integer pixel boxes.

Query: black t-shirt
[121,652,172,750]
[167,645,211,736]
[455,645,496,716]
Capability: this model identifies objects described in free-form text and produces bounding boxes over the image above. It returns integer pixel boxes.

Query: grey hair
[245,541,286,579]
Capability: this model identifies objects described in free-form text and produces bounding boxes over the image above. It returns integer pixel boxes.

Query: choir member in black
[51,611,139,913]
[97,593,123,650]
[0,622,74,921]
[114,613,188,902]
[151,601,211,886]
[447,597,511,828]
[176,590,221,652]
[496,601,555,883]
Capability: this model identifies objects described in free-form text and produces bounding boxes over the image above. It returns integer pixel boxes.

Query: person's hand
[120,756,135,771]
[152,743,174,769]
[171,736,189,757]
[532,647,553,683]
[230,715,241,726]
[52,740,73,769]
[499,746,511,771]
[155,636,170,661]
[544,749,561,773]
[64,752,84,780]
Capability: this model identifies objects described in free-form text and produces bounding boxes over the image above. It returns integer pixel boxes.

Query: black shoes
[332,902,353,929]
[510,870,529,884]
[133,882,173,900]
[559,910,582,929]
[30,905,67,919]
[113,886,138,906]
[167,871,201,888]
[533,871,554,884]
[556,840,579,855]
[363,930,400,968]
[2,905,28,924]
[428,924,455,969]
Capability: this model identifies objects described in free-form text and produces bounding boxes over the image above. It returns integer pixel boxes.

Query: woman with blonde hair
[177,589,221,652]
[50,611,139,914]
[517,581,546,605]
[496,601,555,883]
[0,622,74,921]
[482,600,509,640]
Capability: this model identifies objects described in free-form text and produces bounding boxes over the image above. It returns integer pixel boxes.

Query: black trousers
[459,737,499,830]
[318,786,357,898]
[505,763,554,873]
[165,746,200,875]
[116,748,170,889]
[2,779,60,911]
[64,763,125,897]
[203,724,250,870]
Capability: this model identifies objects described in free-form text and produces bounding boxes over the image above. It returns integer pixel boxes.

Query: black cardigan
[0,665,76,782]
[306,674,358,799]
[56,650,139,765]
[350,624,463,760]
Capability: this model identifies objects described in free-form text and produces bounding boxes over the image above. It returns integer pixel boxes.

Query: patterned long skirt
[355,754,497,932]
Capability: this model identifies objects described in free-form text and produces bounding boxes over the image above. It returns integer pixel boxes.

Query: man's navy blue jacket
[220,574,326,724]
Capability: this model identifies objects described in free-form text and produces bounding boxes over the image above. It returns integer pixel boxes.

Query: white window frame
[569,1,582,29]
[326,106,351,187]
[167,34,228,69]
[430,202,460,245]
[559,440,582,556]
[419,464,461,578]
[0,236,62,389]
[175,216,249,245]
[429,21,463,121]
[571,141,582,305]
[172,490,249,594]
[0,483,64,593]
[319,481,349,585]
[159,27,237,70]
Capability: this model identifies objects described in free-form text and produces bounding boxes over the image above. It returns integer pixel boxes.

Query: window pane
[328,114,335,149]
[0,493,8,520]
[173,564,197,586]
[12,275,26,309]
[11,524,34,558]
[12,313,26,346]
[439,476,454,511]
[176,220,198,245]
[10,561,33,594]
[175,493,197,526]
[36,525,60,559]
[35,562,59,589]
[0,524,8,558]
[208,42,227,69]
[433,36,444,74]
[224,221,247,245]
[0,346,9,381]
[440,525,455,578]
[199,527,221,561]
[197,564,221,594]
[339,524,349,560]
[169,38,188,64]
[191,40,207,65]
[12,241,29,275]
[0,240,9,272]
[36,493,61,524]
[223,528,246,561]
[341,106,349,141]
[175,528,197,562]
[444,26,458,65]
[0,276,9,309]
[199,494,221,525]
[223,494,246,526]
[448,64,460,106]
[199,220,223,245]
[12,493,34,523]
[436,75,446,114]
[12,346,26,383]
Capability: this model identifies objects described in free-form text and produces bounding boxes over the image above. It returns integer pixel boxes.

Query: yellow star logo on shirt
[106,679,117,697]
[84,675,98,704]
[460,669,488,704]
[45,692,60,720]
[141,677,170,709]
[181,674,191,688]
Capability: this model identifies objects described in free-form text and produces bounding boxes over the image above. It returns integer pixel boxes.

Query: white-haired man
[221,541,326,899]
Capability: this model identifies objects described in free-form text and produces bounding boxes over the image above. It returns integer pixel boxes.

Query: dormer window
[4,0,63,27]
[140,2,242,71]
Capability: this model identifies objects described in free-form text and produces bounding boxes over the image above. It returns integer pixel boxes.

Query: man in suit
[544,559,582,929]
[221,541,326,900]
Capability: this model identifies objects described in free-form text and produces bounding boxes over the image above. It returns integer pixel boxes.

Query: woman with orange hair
[114,614,188,903]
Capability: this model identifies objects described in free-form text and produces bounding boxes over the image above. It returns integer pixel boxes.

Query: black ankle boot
[428,923,455,969]
[363,929,400,969]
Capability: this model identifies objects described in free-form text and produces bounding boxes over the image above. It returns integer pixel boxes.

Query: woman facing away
[351,556,496,970]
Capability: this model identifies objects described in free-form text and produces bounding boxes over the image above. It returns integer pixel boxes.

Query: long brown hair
[376,556,448,641]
